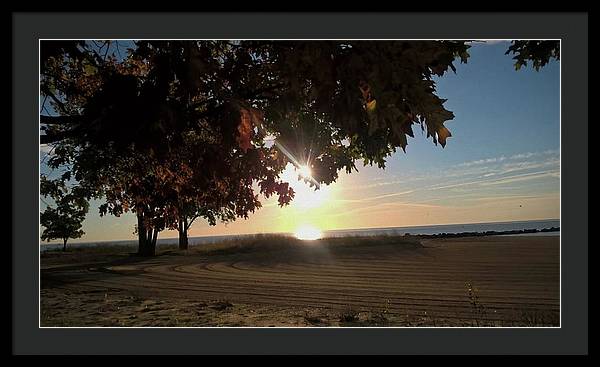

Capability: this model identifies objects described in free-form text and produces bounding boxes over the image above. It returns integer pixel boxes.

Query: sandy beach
[40,235,559,327]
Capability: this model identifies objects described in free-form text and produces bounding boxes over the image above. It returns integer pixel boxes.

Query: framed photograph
[13,12,588,355]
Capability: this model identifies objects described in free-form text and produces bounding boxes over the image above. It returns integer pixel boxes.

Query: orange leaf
[248,108,264,126]
[437,126,452,147]
[236,108,253,152]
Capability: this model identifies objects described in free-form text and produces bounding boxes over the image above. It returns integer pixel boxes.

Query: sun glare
[298,165,312,179]
[279,164,332,210]
[294,225,323,240]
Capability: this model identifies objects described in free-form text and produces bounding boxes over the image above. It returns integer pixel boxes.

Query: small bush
[339,308,360,323]
[210,300,233,311]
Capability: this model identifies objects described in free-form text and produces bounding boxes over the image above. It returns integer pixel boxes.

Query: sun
[294,225,322,240]
[298,165,312,179]
[278,163,331,210]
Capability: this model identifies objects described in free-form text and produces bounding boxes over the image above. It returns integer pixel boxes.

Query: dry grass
[187,233,423,256]
[41,233,423,258]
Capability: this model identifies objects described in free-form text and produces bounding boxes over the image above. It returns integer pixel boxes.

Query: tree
[40,176,89,251]
[39,40,559,256]
[41,41,294,255]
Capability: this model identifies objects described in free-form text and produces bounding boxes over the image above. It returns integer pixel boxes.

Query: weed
[466,281,487,326]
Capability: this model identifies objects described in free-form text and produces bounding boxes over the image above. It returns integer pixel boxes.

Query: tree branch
[40,95,48,114]
[185,215,199,230]
[41,115,83,125]
[41,86,69,115]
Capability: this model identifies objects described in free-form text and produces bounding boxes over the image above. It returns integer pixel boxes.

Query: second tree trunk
[178,217,189,250]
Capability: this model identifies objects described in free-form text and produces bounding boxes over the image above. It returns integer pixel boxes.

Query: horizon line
[40,217,560,246]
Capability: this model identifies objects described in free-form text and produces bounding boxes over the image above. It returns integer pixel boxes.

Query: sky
[40,41,560,243]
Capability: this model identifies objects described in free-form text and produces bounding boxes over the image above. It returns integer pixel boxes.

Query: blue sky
[40,41,560,242]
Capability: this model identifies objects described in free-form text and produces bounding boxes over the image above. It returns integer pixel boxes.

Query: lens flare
[279,164,331,210]
[298,165,312,179]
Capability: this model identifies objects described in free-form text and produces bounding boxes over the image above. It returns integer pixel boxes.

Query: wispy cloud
[426,169,558,191]
[456,149,558,168]
[480,170,559,186]
[331,201,441,217]
[456,156,508,167]
[469,193,558,202]
[336,190,415,203]
[347,150,559,193]
[332,149,560,213]
[338,175,426,191]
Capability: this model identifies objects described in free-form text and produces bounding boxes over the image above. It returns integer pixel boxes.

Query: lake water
[40,219,559,252]
[323,219,560,237]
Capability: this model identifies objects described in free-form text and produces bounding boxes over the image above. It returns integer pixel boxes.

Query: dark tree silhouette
[506,40,560,71]
[40,177,89,251]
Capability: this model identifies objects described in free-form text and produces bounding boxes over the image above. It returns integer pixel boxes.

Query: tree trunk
[137,212,147,255]
[137,212,158,257]
[138,230,157,257]
[178,217,189,250]
[63,238,67,252]
[151,228,158,252]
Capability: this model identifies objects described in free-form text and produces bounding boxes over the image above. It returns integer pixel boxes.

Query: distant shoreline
[415,226,560,239]
[39,219,560,250]
[40,226,560,253]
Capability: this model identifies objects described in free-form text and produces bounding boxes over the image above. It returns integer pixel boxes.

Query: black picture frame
[13,12,588,355]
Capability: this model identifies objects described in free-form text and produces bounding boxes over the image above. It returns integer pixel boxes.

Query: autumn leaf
[248,108,264,127]
[437,125,452,148]
[366,99,377,112]
[236,108,253,153]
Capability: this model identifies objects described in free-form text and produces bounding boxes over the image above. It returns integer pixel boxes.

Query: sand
[40,235,559,327]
